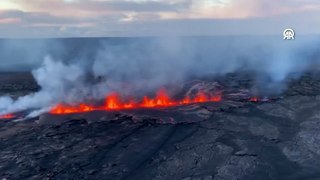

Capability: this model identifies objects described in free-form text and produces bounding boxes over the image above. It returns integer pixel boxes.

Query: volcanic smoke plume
[0,37,319,118]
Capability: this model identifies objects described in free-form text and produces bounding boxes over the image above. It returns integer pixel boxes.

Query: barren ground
[1,72,320,180]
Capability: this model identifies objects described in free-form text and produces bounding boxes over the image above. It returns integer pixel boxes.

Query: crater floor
[1,72,320,180]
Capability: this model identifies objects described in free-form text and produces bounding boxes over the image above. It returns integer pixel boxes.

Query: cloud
[12,0,191,15]
[0,18,20,24]
[226,0,320,17]
[0,0,319,37]
[0,10,81,25]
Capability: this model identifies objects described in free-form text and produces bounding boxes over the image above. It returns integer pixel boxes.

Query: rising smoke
[0,36,319,117]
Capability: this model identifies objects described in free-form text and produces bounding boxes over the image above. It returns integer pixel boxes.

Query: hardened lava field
[1,72,320,180]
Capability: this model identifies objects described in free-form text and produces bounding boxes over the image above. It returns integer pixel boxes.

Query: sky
[0,0,319,37]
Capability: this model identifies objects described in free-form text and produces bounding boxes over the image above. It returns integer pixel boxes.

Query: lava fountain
[50,88,222,115]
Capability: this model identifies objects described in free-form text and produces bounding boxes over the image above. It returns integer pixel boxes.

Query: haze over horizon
[0,0,319,38]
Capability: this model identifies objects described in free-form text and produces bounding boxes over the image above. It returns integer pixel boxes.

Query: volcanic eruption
[0,36,318,121]
[0,36,320,180]
[0,114,15,119]
[49,88,222,115]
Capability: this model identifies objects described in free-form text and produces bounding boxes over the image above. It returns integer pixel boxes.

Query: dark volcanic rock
[1,72,320,179]
[0,72,39,97]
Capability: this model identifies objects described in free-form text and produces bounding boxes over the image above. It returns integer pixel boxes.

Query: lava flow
[249,97,259,102]
[0,114,15,119]
[50,89,222,115]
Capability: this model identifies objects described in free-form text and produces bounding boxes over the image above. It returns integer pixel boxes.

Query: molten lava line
[50,89,222,115]
[0,114,15,119]
[249,97,259,102]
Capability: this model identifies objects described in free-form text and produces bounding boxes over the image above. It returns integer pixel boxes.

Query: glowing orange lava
[50,88,222,115]
[249,97,259,102]
[0,114,15,119]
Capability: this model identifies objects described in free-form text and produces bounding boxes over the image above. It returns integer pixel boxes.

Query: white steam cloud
[0,57,88,116]
[0,36,319,117]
